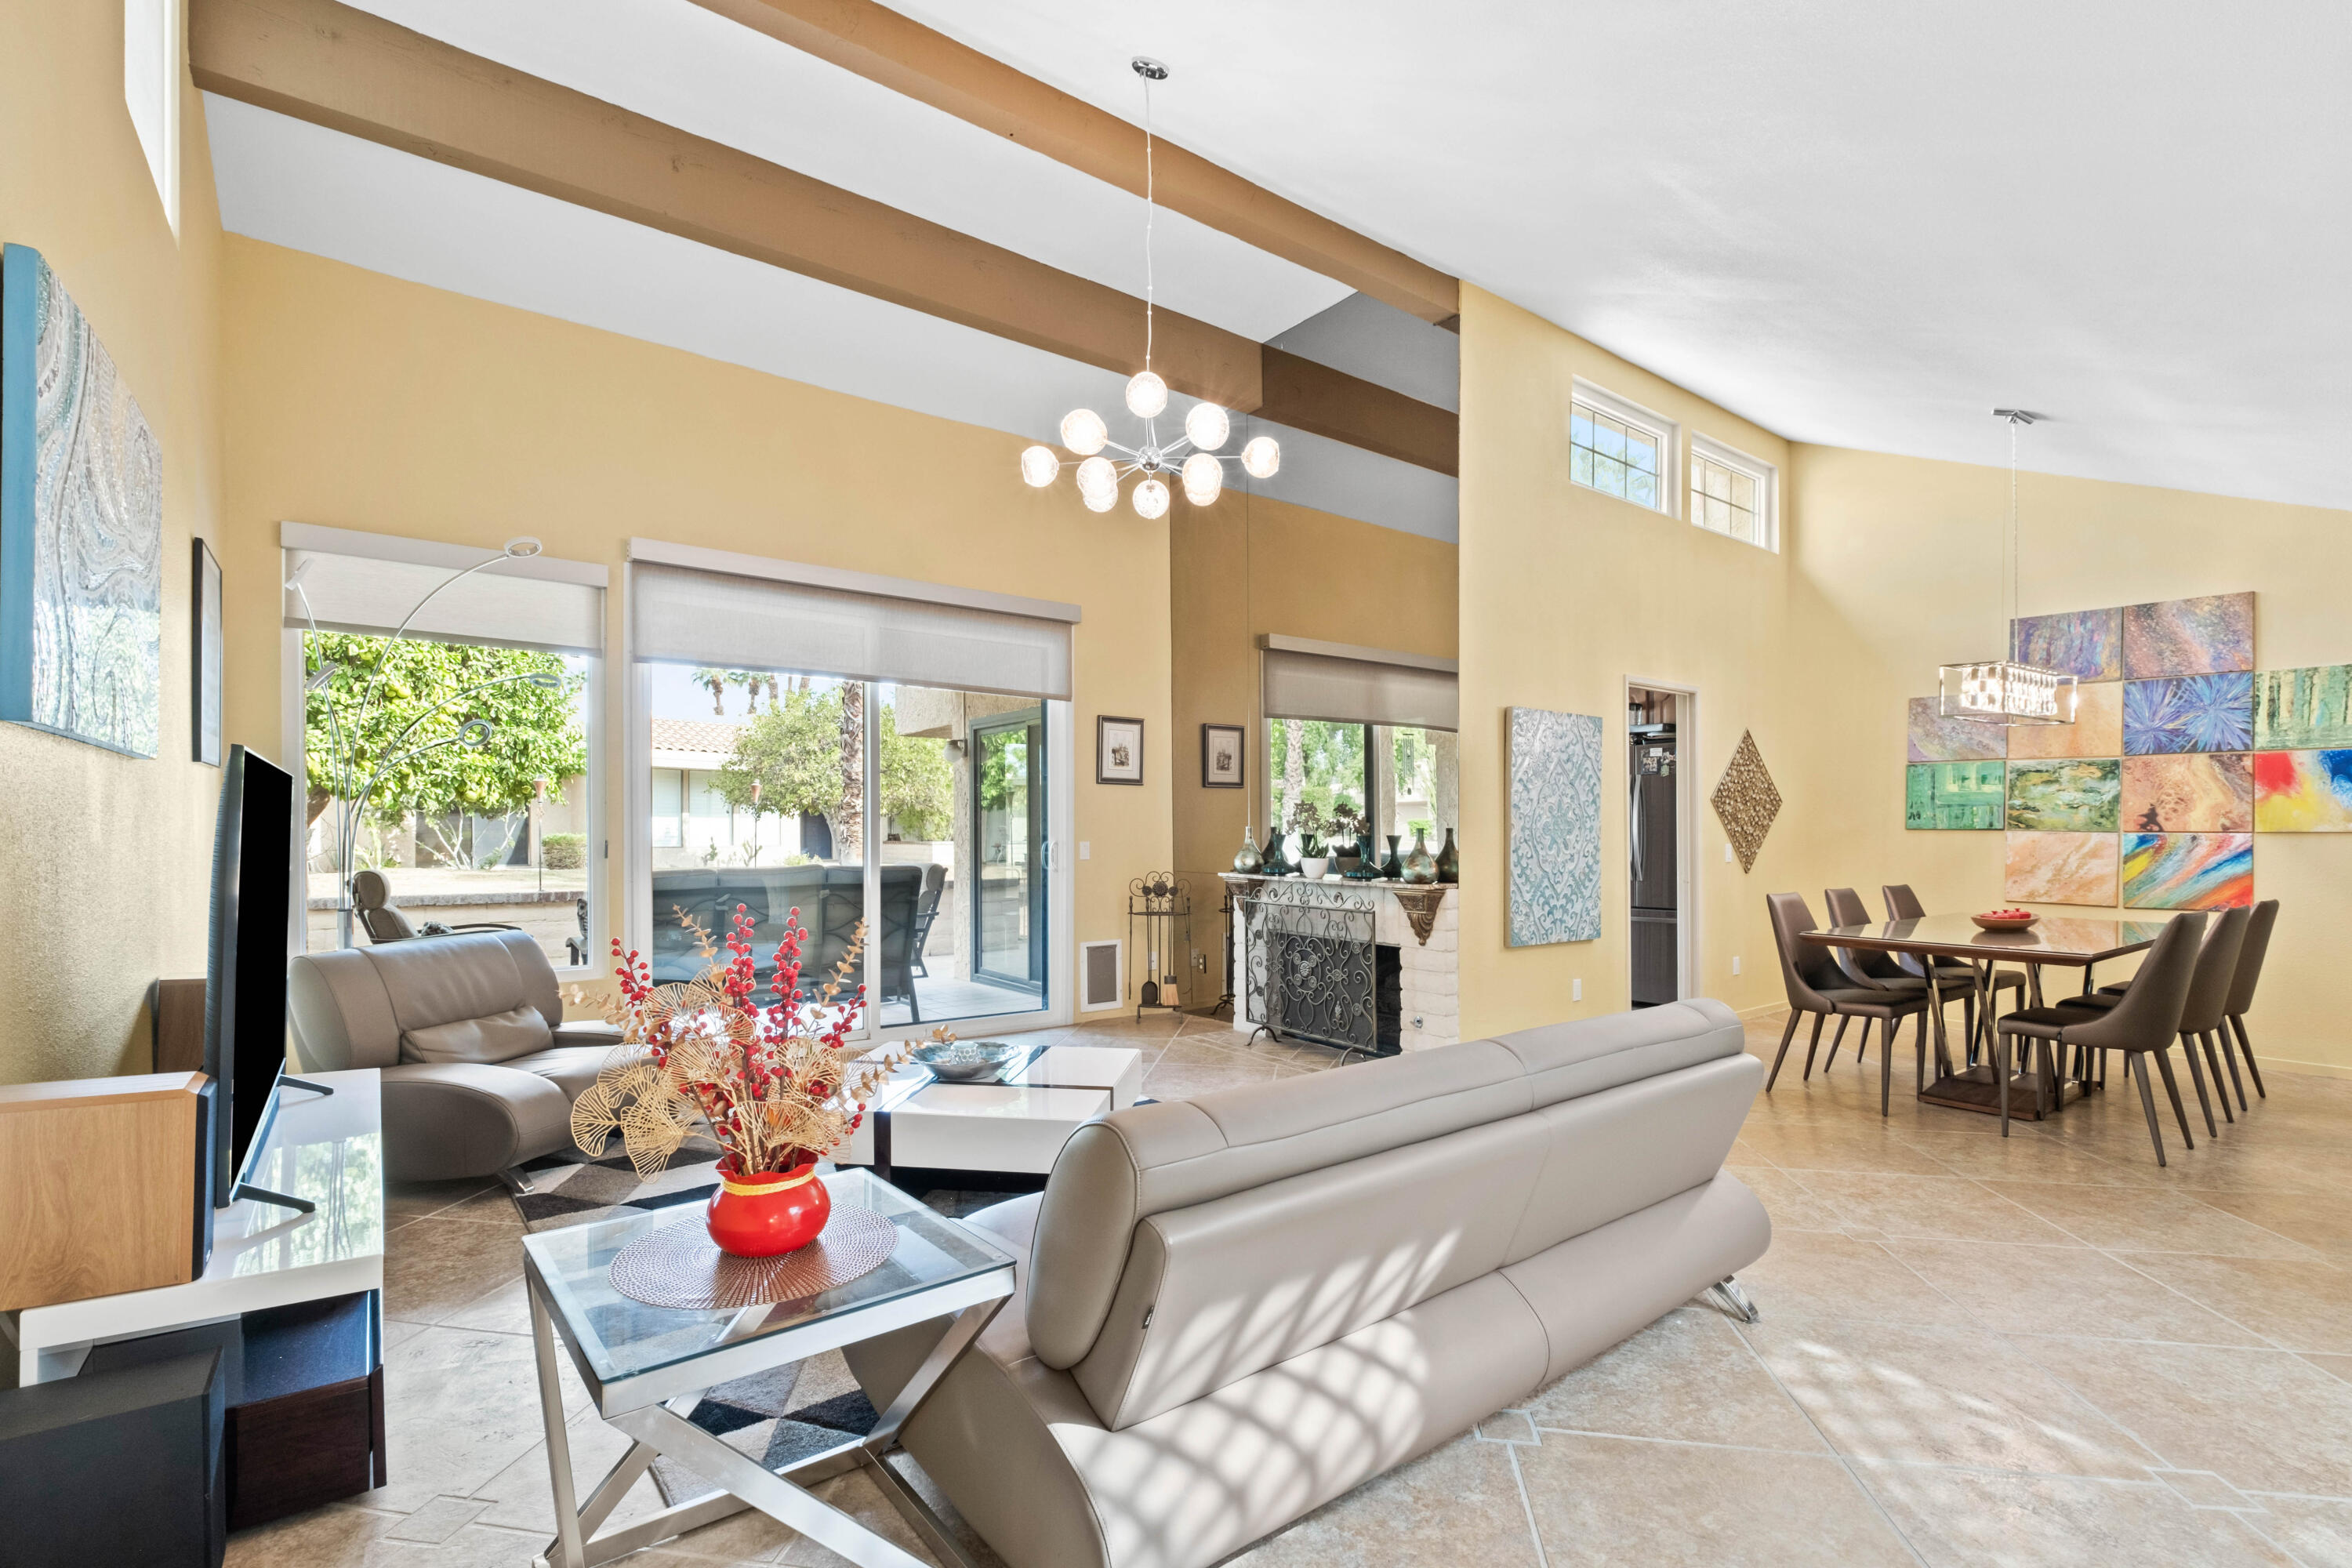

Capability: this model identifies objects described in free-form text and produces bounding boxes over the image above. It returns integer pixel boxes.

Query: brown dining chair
[2060,904,2250,1129]
[1819,887,1926,1069]
[2220,899,2279,1102]
[1880,883,2027,1054]
[1766,892,1933,1115]
[1995,913,2208,1160]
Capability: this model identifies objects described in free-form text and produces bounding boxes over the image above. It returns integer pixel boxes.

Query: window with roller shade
[1260,638,1460,865]
[283,524,606,971]
[628,542,1076,1033]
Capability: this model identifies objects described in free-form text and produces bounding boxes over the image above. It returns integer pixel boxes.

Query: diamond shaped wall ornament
[1711,730,1781,873]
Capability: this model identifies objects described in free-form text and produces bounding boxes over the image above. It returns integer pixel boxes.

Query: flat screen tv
[204,744,319,1210]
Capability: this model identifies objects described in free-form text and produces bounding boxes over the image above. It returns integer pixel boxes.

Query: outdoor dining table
[1804,914,2168,1121]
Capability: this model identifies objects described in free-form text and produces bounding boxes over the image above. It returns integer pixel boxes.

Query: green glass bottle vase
[1400,828,1439,885]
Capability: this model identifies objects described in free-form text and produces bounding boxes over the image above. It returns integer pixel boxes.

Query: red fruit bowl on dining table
[1972,909,2038,931]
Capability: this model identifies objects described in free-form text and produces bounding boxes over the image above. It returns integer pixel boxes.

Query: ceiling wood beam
[190,0,1457,476]
[1258,349,1457,477]
[687,0,1461,326]
[191,0,1263,408]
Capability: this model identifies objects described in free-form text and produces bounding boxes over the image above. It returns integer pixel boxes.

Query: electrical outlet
[1722,843,1733,862]
[1079,841,1091,860]
[1572,978,1583,1002]
[1192,952,1207,972]
[1732,955,1742,976]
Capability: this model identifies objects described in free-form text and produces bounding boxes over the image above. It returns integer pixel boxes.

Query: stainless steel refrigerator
[1629,726,1679,1007]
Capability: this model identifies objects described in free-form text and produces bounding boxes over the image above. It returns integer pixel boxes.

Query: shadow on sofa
[847,998,1771,1568]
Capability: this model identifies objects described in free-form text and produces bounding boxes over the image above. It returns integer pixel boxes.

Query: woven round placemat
[606,1205,897,1311]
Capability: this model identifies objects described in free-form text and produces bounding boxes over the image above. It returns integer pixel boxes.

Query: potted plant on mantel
[1287,799,1328,878]
[573,907,938,1257]
[1327,797,1376,878]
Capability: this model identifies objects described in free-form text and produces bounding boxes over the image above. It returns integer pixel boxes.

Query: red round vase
[706,1160,831,1258]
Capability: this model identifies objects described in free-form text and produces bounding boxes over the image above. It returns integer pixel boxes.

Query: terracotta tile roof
[649,717,744,760]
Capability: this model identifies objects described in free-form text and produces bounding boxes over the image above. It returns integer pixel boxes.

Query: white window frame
[124,0,181,236]
[1687,434,1779,553]
[1570,379,1682,518]
[280,528,608,981]
[620,558,1076,1044]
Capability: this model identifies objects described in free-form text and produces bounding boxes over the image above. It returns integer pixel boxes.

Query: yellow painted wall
[1790,444,2352,1076]
[1168,494,1457,993]
[1457,285,1794,1038]
[0,3,226,1084]
[217,238,1173,1024]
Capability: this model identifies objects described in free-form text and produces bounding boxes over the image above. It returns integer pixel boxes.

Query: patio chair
[350,869,520,944]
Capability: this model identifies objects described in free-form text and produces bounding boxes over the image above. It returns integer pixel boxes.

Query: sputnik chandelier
[1938,409,2078,727]
[1019,56,1279,518]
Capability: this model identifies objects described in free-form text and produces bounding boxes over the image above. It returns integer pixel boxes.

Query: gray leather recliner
[286,930,621,1181]
[846,998,1770,1568]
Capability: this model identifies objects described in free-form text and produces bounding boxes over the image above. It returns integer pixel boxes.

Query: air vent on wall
[1080,940,1123,1011]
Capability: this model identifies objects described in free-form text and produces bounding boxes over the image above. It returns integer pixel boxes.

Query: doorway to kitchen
[1626,682,1696,1007]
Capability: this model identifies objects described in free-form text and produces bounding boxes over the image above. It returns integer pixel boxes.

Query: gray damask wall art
[0,244,162,755]
[1508,706,1602,946]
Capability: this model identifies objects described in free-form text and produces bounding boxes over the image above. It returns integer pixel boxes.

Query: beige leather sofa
[286,930,621,1181]
[848,999,1768,1568]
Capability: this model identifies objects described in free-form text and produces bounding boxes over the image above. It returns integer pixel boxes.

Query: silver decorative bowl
[910,1040,1021,1083]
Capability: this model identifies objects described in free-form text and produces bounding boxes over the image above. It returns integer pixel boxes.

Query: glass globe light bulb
[1131,477,1170,520]
[1181,452,1224,506]
[1074,455,1116,499]
[1125,370,1168,419]
[1060,408,1108,456]
[1082,483,1118,514]
[1018,445,1058,487]
[1240,435,1282,478]
[1184,402,1229,451]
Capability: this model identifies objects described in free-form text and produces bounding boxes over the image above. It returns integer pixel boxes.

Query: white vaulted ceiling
[205,0,1461,535]
[882,0,2352,512]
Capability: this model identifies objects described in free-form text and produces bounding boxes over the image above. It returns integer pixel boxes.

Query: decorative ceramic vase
[1298,855,1330,881]
[1334,843,1363,877]
[1380,834,1403,880]
[1436,828,1459,884]
[1344,831,1381,879]
[1400,828,1438,885]
[1261,827,1290,878]
[706,1158,830,1258]
[1232,825,1264,875]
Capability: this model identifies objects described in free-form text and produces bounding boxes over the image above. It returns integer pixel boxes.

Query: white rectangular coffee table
[835,1040,1143,1179]
[1007,1045,1143,1108]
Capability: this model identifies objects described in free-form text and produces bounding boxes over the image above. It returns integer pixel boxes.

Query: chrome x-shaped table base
[527,1278,1003,1568]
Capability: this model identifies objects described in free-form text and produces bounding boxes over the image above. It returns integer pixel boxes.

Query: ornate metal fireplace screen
[1239,884,1397,1055]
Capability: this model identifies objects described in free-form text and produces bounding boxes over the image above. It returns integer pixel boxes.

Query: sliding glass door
[630,556,1073,1040]
[971,707,1044,996]
[639,663,1062,1038]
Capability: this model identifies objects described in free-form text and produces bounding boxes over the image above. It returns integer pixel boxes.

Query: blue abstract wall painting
[2123,673,2253,756]
[2010,607,2122,682]
[0,245,162,756]
[1508,706,1602,946]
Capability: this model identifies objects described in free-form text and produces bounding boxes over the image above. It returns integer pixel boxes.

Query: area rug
[505,1137,1022,1504]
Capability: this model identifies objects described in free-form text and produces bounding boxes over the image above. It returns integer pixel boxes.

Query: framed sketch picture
[192,537,223,766]
[1201,723,1244,789]
[1097,715,1145,785]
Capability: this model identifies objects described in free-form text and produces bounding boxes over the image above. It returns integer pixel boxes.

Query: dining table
[1803,913,2169,1121]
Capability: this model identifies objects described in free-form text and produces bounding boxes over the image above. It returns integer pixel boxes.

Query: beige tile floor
[227,1010,2352,1567]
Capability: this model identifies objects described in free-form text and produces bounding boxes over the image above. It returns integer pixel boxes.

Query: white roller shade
[281,525,605,654]
[1263,641,1458,731]
[631,561,1074,701]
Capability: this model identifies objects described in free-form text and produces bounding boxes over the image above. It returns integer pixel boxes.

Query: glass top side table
[521,1167,1016,1568]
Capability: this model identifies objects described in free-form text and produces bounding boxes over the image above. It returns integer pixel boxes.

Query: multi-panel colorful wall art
[1900,590,2341,911]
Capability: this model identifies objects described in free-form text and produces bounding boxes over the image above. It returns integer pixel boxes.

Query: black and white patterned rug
[506,1137,1022,1504]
